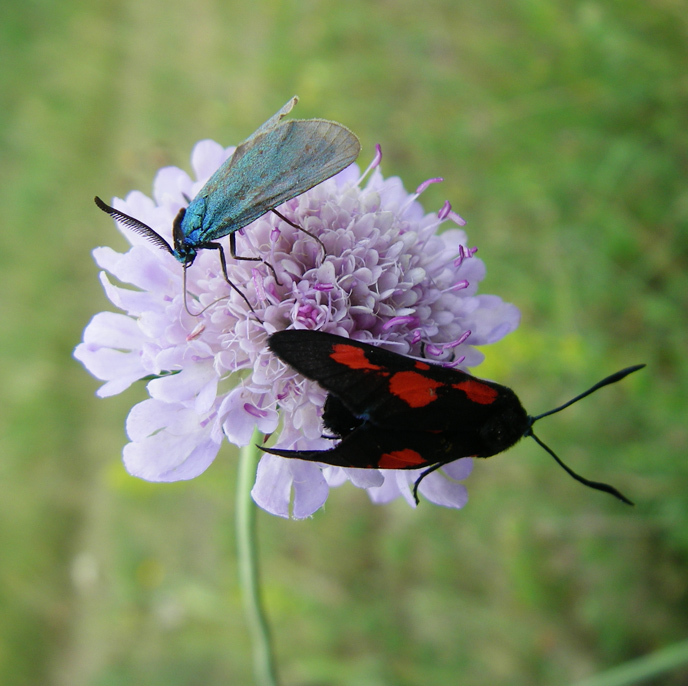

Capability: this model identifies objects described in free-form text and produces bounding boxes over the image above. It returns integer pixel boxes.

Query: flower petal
[291,461,329,519]
[417,470,470,509]
[76,137,522,517]
[123,399,221,481]
[252,454,294,518]
[442,458,473,481]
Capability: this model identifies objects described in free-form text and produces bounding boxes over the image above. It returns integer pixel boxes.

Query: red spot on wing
[378,449,428,469]
[389,371,443,408]
[331,343,384,371]
[414,361,431,370]
[452,379,499,404]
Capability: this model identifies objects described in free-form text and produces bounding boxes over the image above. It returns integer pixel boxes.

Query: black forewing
[268,329,420,415]
[268,330,523,435]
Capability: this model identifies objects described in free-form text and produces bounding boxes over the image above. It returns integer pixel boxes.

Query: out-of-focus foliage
[0,1,686,684]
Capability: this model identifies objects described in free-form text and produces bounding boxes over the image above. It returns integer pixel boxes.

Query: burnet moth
[262,330,644,505]
[94,96,360,314]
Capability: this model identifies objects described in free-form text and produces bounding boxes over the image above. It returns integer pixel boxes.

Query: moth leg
[411,463,446,505]
[272,209,326,260]
[229,232,281,285]
[206,242,262,320]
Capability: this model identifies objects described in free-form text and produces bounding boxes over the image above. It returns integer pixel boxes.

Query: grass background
[1,0,687,684]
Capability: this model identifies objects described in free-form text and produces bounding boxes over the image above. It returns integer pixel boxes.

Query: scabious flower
[75,139,520,518]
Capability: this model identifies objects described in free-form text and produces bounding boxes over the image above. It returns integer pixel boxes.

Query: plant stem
[236,435,279,686]
[570,637,688,686]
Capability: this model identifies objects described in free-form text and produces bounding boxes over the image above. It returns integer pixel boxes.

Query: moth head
[478,401,530,456]
[172,207,197,266]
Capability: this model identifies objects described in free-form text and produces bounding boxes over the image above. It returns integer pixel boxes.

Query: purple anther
[371,144,383,168]
[448,280,469,292]
[454,245,477,268]
[244,404,268,419]
[448,210,466,226]
[252,268,266,301]
[443,331,471,349]
[186,323,205,341]
[437,200,452,220]
[382,315,417,331]
[415,177,444,195]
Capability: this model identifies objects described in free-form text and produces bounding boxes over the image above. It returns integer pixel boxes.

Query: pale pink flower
[75,140,520,518]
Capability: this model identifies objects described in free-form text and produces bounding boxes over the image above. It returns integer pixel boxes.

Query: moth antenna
[94,196,174,255]
[526,429,634,506]
[531,364,645,422]
[526,363,645,505]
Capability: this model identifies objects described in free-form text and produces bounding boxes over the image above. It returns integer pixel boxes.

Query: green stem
[236,434,279,686]
[570,637,688,686]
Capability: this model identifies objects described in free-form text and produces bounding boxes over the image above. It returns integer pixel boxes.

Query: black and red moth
[262,330,644,505]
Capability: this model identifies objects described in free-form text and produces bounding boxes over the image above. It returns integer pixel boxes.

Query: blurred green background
[1,0,686,684]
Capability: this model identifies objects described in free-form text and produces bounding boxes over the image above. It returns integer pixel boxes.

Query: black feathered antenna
[94,197,174,255]
[526,364,645,506]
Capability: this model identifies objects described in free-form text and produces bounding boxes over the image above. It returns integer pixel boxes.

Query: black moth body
[262,330,643,505]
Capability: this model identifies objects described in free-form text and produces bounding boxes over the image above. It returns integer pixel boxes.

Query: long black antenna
[527,364,645,505]
[532,365,645,422]
[526,429,634,505]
